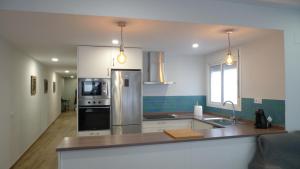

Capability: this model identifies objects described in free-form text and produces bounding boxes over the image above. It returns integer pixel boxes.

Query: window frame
[207,61,241,111]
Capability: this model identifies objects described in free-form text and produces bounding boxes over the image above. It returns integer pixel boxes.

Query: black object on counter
[255,109,268,129]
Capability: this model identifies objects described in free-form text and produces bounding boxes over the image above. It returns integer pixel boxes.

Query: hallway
[11,112,76,169]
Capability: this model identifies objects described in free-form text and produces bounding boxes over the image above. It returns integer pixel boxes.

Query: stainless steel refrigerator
[111,69,142,135]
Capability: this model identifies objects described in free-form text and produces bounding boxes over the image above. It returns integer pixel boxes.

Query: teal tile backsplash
[205,98,285,126]
[143,96,206,113]
[143,96,285,126]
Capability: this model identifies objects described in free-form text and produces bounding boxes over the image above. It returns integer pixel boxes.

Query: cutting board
[164,128,203,139]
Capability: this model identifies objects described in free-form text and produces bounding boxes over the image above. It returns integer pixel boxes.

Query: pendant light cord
[119,22,126,51]
[227,32,231,55]
[120,25,124,51]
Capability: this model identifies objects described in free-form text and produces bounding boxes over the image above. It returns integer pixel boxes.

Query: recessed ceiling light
[112,39,119,45]
[70,75,74,78]
[51,58,59,62]
[192,43,199,48]
[65,70,70,73]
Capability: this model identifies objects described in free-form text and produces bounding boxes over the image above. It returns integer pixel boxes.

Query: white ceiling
[220,0,300,9]
[0,11,281,75]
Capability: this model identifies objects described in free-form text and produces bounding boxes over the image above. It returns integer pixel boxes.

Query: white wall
[143,53,206,96]
[62,78,77,110]
[241,33,285,100]
[205,32,285,100]
[0,37,13,169]
[0,37,63,169]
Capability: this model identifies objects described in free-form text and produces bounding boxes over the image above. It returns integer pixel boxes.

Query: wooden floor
[11,111,76,169]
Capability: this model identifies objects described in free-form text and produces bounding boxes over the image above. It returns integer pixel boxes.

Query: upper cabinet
[78,46,112,78]
[77,46,142,78]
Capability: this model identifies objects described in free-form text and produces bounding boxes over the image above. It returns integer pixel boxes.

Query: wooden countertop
[56,113,285,152]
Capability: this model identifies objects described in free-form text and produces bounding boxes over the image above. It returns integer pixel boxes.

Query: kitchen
[75,18,285,134]
[0,4,296,168]
[58,16,285,169]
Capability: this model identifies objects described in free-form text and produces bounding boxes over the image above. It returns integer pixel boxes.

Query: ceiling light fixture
[192,43,199,48]
[65,70,70,73]
[112,39,119,45]
[117,21,127,64]
[70,75,74,79]
[225,30,234,65]
[51,58,59,62]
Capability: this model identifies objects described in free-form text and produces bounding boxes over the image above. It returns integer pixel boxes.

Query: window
[223,64,238,104]
[210,65,222,103]
[209,62,239,106]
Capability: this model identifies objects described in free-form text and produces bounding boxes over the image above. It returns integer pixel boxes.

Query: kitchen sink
[204,117,235,127]
[144,114,176,120]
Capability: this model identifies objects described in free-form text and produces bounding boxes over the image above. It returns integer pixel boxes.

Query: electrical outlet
[254,98,262,104]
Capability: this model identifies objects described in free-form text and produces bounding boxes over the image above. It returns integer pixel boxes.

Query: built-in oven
[78,78,111,133]
[78,78,110,106]
[78,105,110,131]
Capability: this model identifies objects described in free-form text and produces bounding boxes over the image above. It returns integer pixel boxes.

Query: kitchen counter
[56,112,285,151]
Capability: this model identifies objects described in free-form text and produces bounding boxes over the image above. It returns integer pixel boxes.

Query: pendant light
[225,30,234,65]
[117,21,127,64]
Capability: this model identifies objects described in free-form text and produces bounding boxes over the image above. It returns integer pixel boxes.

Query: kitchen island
[57,113,285,169]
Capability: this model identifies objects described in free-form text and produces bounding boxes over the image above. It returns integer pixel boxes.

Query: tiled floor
[11,111,76,169]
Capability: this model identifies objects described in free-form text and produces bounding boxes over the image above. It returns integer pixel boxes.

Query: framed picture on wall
[31,76,37,96]
[44,79,48,93]
[53,82,56,93]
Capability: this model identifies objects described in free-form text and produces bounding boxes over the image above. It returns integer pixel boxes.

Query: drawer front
[142,119,192,133]
[143,119,192,128]
[142,128,164,133]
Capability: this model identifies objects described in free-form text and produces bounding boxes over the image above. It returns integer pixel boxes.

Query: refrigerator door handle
[124,78,129,87]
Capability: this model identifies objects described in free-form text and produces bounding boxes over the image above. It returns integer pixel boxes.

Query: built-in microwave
[78,78,110,106]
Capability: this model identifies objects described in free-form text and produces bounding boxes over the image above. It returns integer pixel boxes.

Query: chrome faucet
[223,100,237,124]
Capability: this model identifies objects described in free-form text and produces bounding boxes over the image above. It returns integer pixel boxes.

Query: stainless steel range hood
[143,51,175,85]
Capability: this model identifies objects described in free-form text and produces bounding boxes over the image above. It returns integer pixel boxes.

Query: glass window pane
[210,65,222,103]
[223,65,238,104]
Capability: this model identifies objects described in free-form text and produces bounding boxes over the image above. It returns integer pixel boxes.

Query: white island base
[58,137,256,169]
